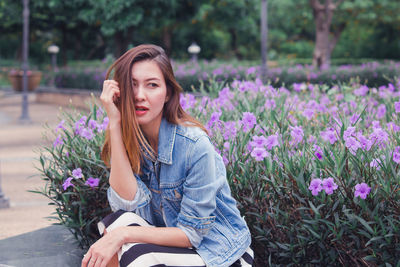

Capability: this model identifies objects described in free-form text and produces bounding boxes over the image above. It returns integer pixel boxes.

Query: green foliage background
[1,0,400,66]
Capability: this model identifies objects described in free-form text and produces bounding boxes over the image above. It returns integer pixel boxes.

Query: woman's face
[131,60,168,134]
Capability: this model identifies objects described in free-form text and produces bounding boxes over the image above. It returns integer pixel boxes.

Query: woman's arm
[120,226,192,248]
[101,79,138,201]
[108,122,138,201]
[81,226,191,267]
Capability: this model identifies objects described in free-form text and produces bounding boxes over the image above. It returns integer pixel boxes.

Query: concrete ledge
[0,225,84,267]
[35,87,100,110]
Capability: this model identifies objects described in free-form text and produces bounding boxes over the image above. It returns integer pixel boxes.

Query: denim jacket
[108,118,251,267]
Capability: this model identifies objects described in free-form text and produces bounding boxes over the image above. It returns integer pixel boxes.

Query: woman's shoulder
[175,122,209,143]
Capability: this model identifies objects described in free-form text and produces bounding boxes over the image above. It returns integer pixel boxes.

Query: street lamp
[47,44,59,72]
[187,42,200,62]
[19,0,31,123]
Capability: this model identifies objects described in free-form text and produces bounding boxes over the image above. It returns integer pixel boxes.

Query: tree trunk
[310,0,344,69]
[162,27,172,56]
[229,28,241,59]
[61,25,68,66]
[113,27,134,58]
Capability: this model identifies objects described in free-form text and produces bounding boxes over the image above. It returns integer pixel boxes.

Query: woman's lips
[135,106,148,116]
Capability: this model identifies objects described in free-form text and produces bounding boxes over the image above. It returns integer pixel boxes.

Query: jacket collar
[156,118,176,165]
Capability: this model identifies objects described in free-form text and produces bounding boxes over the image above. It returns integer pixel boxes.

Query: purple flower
[290,126,304,146]
[246,66,256,75]
[72,168,83,179]
[250,135,268,148]
[251,147,269,161]
[370,158,381,169]
[371,120,381,129]
[293,83,305,92]
[393,152,400,164]
[308,178,323,196]
[343,126,356,140]
[349,113,361,125]
[242,112,257,133]
[345,136,361,155]
[308,135,317,144]
[320,129,337,145]
[85,177,100,188]
[53,135,64,147]
[97,117,109,132]
[376,104,386,119]
[223,121,237,140]
[354,183,371,199]
[303,108,314,120]
[394,101,400,113]
[354,85,369,96]
[80,128,94,140]
[265,134,279,150]
[207,112,222,128]
[370,128,389,148]
[55,120,66,133]
[357,132,372,151]
[264,99,276,110]
[62,177,74,190]
[88,119,98,130]
[387,122,400,133]
[322,177,338,195]
[313,145,323,160]
[96,107,104,118]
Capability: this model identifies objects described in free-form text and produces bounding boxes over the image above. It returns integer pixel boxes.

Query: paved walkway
[0,89,85,266]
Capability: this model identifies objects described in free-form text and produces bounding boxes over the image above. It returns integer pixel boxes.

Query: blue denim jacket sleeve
[107,174,152,212]
[176,135,222,248]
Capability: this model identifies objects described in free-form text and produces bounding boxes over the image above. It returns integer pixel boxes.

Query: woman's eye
[149,83,158,87]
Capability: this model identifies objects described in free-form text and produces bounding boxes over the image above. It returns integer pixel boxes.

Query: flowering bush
[181,78,400,265]
[36,76,400,265]
[51,60,400,91]
[34,104,111,248]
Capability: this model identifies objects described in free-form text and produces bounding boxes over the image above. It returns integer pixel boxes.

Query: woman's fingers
[81,251,91,267]
[101,86,120,105]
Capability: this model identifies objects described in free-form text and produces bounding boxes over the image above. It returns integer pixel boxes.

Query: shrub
[36,78,400,265]
[34,104,111,248]
[54,68,106,90]
[182,78,400,265]
[51,60,400,92]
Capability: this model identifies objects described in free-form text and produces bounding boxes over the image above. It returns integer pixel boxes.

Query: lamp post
[19,0,31,123]
[187,42,200,62]
[260,0,268,84]
[47,44,59,72]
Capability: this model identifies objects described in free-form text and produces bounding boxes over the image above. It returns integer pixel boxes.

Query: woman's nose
[134,85,145,101]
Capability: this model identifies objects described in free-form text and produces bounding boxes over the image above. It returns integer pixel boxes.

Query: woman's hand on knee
[81,227,126,267]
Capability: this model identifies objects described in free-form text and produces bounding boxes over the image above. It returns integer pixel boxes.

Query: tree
[309,0,345,68]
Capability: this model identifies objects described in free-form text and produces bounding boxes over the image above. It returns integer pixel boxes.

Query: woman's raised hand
[100,80,121,124]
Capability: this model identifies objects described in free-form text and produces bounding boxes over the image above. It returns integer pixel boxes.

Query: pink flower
[251,147,269,161]
[308,179,323,196]
[72,168,83,179]
[322,177,338,195]
[394,101,400,113]
[62,177,74,190]
[354,183,371,199]
[85,177,100,188]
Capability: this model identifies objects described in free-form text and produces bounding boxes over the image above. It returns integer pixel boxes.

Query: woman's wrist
[109,120,121,130]
[118,226,132,245]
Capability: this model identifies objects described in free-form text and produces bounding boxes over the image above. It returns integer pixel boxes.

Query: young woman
[81,44,253,267]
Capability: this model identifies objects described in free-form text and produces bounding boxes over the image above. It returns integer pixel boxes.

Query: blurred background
[0,0,399,91]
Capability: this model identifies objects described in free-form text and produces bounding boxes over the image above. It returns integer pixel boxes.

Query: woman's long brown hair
[101,44,207,174]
